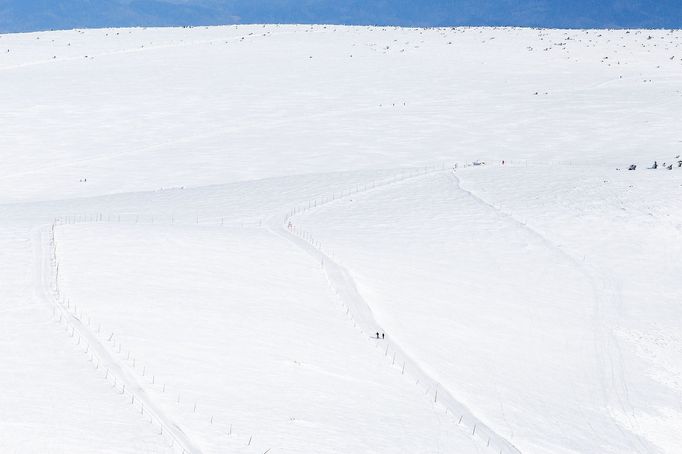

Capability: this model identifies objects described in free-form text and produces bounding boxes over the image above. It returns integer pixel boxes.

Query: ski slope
[1,24,681,453]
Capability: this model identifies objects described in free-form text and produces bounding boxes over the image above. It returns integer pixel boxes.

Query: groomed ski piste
[1,24,681,454]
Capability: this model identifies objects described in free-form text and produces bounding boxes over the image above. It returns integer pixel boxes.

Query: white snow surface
[1,24,681,454]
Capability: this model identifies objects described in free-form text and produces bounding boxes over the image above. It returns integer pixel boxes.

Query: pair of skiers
[375,332,385,339]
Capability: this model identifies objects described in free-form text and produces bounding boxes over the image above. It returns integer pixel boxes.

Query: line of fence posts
[57,213,265,228]
[58,159,596,227]
[282,164,515,454]
[49,223,261,453]
[50,161,510,453]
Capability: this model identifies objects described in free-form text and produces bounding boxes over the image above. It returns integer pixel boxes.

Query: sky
[0,0,681,33]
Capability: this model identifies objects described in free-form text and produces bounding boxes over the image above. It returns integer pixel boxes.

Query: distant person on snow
[376,332,380,339]
[651,161,658,169]
[382,333,385,339]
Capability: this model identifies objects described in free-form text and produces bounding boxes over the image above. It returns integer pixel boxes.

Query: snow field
[1,23,681,453]
[53,222,483,454]
[0,226,174,454]
[457,165,682,451]
[2,26,682,204]
[292,167,681,453]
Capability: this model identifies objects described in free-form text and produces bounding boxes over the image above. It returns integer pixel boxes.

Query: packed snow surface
[1,24,681,454]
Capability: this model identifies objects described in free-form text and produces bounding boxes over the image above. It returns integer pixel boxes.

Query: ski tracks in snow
[269,168,523,454]
[31,162,641,454]
[32,224,202,454]
[452,172,652,453]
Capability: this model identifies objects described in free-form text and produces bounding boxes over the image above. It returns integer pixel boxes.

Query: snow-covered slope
[53,221,483,454]
[1,24,681,454]
[0,225,174,454]
[292,166,682,453]
[1,26,681,204]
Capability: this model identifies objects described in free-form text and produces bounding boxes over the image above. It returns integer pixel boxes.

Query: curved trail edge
[267,168,522,454]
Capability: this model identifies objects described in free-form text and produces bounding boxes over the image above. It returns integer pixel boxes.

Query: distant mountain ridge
[1,0,680,33]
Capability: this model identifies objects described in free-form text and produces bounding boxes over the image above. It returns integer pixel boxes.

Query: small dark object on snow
[382,333,385,339]
[678,161,682,168]
[376,332,380,339]
[667,164,673,170]
[651,161,658,169]
[628,164,637,170]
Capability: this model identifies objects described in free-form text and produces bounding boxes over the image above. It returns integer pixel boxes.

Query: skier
[382,333,385,339]
[652,161,658,169]
[376,332,380,339]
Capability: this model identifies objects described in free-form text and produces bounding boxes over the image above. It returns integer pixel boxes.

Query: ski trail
[267,169,522,454]
[452,172,650,453]
[32,223,203,454]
